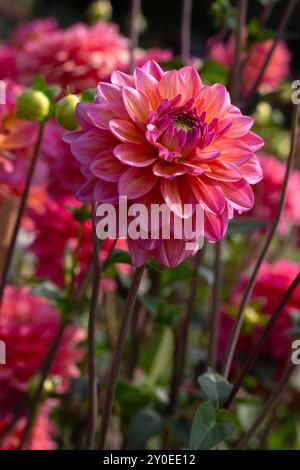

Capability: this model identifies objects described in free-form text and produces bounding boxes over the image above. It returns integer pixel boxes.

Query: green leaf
[103,249,132,270]
[228,217,270,234]
[147,327,173,387]
[189,401,236,450]
[200,61,229,85]
[69,203,91,222]
[197,368,232,407]
[45,85,62,101]
[127,408,165,449]
[80,88,96,102]
[31,282,65,302]
[32,75,47,92]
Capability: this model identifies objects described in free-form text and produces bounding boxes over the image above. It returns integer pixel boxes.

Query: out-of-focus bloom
[246,154,300,235]
[0,45,18,80]
[10,18,59,47]
[208,34,291,94]
[66,60,263,267]
[135,48,173,68]
[18,21,129,92]
[0,285,85,409]
[0,401,57,450]
[28,197,128,288]
[219,260,300,364]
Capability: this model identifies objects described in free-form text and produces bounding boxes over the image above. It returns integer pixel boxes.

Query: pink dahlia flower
[209,34,291,94]
[0,285,85,410]
[0,401,57,450]
[246,154,300,235]
[10,17,59,47]
[28,197,128,288]
[66,60,263,267]
[219,260,300,364]
[0,45,18,80]
[18,21,129,92]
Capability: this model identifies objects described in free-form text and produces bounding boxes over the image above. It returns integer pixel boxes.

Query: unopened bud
[17,89,50,122]
[87,0,113,23]
[55,94,80,130]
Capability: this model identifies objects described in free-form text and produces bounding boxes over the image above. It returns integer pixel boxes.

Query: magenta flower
[18,21,129,92]
[66,60,264,267]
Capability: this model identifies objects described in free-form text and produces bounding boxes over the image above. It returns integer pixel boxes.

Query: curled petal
[118,167,157,199]
[196,84,230,121]
[240,155,263,184]
[204,205,230,242]
[90,151,126,182]
[179,66,203,102]
[122,87,150,127]
[109,119,145,144]
[190,175,226,215]
[221,180,254,211]
[69,129,115,165]
[239,131,264,151]
[134,68,161,110]
[158,70,184,101]
[141,60,164,80]
[111,70,135,87]
[114,143,156,167]
[161,176,196,218]
[86,103,128,129]
[206,161,242,182]
[75,178,97,202]
[93,180,119,203]
[153,161,187,179]
[97,83,123,107]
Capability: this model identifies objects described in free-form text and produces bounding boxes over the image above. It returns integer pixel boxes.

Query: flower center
[173,110,200,132]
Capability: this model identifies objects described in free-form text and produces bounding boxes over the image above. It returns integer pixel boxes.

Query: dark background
[0,0,299,68]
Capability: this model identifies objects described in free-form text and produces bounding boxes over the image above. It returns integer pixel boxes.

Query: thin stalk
[86,206,103,449]
[98,265,145,450]
[0,122,45,306]
[181,0,193,65]
[222,102,300,379]
[207,241,223,369]
[259,0,275,28]
[237,363,295,449]
[167,249,203,415]
[229,0,248,104]
[18,321,67,449]
[243,0,298,107]
[224,272,300,409]
[129,0,142,74]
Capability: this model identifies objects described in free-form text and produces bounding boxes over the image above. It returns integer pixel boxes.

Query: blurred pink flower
[10,17,59,47]
[18,21,129,92]
[135,48,173,68]
[28,197,128,288]
[209,34,291,94]
[219,260,300,364]
[0,401,57,450]
[0,285,85,410]
[0,45,18,80]
[66,60,263,267]
[246,154,300,235]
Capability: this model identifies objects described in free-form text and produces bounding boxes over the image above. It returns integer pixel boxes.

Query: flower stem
[223,272,300,409]
[18,320,67,449]
[237,362,296,449]
[129,0,142,74]
[86,205,103,449]
[181,0,193,65]
[167,249,203,416]
[229,0,248,104]
[222,102,300,379]
[98,265,145,450]
[207,241,223,369]
[0,122,46,307]
[243,0,298,108]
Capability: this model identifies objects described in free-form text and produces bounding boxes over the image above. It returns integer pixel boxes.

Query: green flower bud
[87,0,113,23]
[17,89,50,122]
[55,94,80,130]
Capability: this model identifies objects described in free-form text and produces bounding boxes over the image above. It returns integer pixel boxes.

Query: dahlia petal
[118,167,157,199]
[122,87,149,127]
[134,67,161,110]
[179,66,203,102]
[70,129,115,164]
[158,70,184,101]
[221,180,254,211]
[190,175,226,215]
[204,205,230,242]
[240,155,263,184]
[109,119,145,144]
[192,147,221,161]
[90,150,126,182]
[75,102,94,130]
[206,161,242,182]
[239,131,265,151]
[111,70,135,87]
[75,178,97,202]
[96,83,123,107]
[141,60,164,80]
[153,161,187,179]
[196,84,230,121]
[87,103,128,129]
[127,239,151,267]
[155,239,195,267]
[220,114,253,138]
[161,177,195,218]
[218,139,253,164]
[63,130,83,144]
[176,160,210,176]
[94,180,119,203]
[114,143,156,167]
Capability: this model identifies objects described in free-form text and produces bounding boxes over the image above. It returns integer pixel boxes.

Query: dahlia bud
[55,94,80,130]
[17,89,50,122]
[87,0,113,23]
